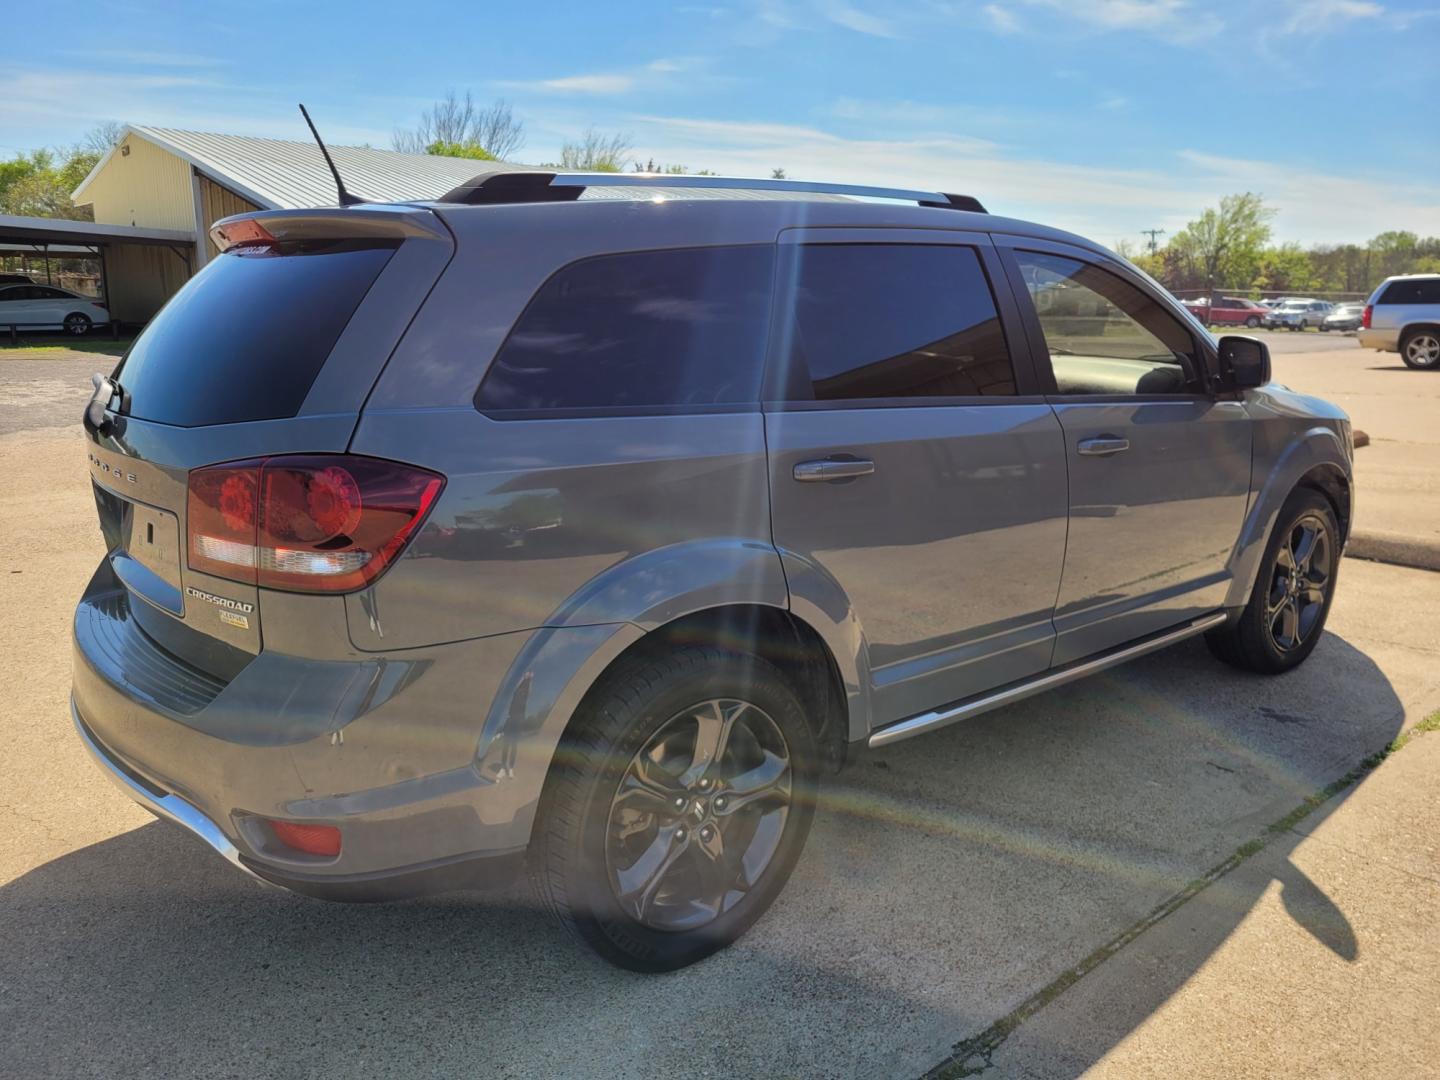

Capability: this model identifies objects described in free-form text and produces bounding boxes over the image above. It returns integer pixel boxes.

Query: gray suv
[1358,274,1440,368]
[73,172,1354,971]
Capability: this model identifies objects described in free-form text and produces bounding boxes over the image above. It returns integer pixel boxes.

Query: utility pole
[1140,228,1166,255]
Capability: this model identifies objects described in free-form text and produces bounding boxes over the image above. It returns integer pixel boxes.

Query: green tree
[1252,243,1315,294]
[1168,192,1274,291]
[0,147,99,220]
[426,139,496,161]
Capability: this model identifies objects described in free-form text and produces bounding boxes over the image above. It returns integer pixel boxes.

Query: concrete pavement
[3,410,1440,1077]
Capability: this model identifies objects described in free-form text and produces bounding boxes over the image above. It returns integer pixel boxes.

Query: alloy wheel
[1405,333,1440,368]
[605,698,792,932]
[1265,513,1333,653]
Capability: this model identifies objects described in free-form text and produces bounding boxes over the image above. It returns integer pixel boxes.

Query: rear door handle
[1077,436,1130,457]
[793,457,876,483]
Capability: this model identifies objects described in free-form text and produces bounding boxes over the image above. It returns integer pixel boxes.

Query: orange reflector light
[268,820,341,857]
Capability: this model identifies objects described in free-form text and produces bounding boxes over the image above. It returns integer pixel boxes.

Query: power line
[1140,228,1166,255]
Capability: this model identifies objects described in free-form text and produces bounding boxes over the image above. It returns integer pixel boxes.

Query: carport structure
[0,214,196,331]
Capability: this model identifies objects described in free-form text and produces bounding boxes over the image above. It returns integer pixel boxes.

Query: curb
[1346,529,1440,573]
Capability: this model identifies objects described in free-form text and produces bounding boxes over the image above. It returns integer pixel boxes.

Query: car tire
[1205,488,1340,675]
[1246,316,1261,328]
[530,645,819,971]
[63,312,91,336]
[1400,328,1440,370]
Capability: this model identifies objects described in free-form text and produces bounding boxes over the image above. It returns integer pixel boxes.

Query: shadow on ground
[0,633,1404,1079]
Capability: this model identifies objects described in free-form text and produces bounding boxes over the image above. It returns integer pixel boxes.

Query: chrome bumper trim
[71,698,274,888]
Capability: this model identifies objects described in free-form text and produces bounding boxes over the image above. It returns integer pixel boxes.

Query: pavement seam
[918,708,1440,1080]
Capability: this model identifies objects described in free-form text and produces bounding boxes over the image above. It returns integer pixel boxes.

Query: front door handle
[1077,436,1130,457]
[793,457,876,483]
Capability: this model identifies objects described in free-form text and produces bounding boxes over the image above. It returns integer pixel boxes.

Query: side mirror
[1218,335,1270,390]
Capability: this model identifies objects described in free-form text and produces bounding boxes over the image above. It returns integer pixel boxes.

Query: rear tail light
[268,820,341,857]
[187,454,443,593]
[211,216,277,252]
[1362,304,1372,329]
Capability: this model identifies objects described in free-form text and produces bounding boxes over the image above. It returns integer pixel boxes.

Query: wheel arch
[1226,426,1352,609]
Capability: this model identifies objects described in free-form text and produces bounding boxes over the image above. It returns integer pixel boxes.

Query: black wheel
[1206,489,1339,674]
[1245,315,1261,328]
[1400,328,1440,369]
[530,646,818,971]
[63,312,91,336]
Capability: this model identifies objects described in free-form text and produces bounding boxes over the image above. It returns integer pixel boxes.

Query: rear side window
[773,244,1016,402]
[475,245,774,415]
[1378,279,1440,305]
[115,240,395,427]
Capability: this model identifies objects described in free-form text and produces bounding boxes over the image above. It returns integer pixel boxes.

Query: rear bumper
[71,563,543,900]
[73,696,527,900]
[1357,328,1398,352]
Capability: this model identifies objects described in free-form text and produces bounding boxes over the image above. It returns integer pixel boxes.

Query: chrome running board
[867,612,1229,749]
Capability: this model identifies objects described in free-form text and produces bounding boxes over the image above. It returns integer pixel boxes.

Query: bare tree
[558,129,633,172]
[393,92,525,160]
[82,121,126,155]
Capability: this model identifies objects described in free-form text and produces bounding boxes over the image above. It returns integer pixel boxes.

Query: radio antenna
[299,103,365,206]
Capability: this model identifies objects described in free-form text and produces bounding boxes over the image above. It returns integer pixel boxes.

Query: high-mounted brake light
[1362,304,1373,329]
[211,217,277,252]
[187,455,444,593]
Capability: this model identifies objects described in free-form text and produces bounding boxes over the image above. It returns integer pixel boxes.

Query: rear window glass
[115,240,394,427]
[475,245,774,415]
[1378,279,1440,305]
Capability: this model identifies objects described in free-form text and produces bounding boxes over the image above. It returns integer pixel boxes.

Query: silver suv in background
[73,172,1353,971]
[1359,274,1440,368]
[1265,297,1331,330]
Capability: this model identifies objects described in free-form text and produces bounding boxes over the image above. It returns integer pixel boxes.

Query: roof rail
[437,169,986,212]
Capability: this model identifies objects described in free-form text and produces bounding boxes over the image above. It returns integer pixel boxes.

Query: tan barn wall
[82,134,195,232]
[198,176,262,260]
[103,243,191,324]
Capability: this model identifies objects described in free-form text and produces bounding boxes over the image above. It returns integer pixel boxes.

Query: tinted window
[36,287,72,299]
[115,240,394,427]
[476,246,774,414]
[1379,279,1440,305]
[775,244,1015,402]
[1015,251,1199,396]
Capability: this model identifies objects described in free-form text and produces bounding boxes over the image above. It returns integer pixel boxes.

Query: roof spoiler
[209,205,450,253]
[437,169,986,213]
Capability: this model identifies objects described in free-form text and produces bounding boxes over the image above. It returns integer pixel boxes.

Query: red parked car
[1184,296,1269,328]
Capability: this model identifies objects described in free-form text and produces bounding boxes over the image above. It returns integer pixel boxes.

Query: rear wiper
[83,372,124,434]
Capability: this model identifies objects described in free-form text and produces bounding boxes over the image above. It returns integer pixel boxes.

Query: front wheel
[63,312,91,336]
[1400,329,1440,369]
[1206,488,1340,674]
[530,646,818,971]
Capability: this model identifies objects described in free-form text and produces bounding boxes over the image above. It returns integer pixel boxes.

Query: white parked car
[0,284,110,335]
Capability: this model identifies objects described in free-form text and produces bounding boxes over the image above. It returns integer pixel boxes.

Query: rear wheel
[530,646,818,971]
[1245,315,1261,328]
[1206,488,1339,674]
[1400,329,1440,369]
[63,312,91,336]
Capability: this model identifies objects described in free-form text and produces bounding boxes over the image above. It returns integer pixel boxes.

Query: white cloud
[983,4,1022,33]
[502,58,696,97]
[1282,0,1383,33]
[818,1,900,36]
[606,112,1440,244]
[1019,0,1191,32]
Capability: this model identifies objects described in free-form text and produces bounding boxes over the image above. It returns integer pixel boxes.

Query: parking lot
[3,334,1439,1078]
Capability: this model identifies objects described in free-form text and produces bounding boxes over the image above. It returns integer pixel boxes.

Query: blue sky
[7,0,1438,246]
